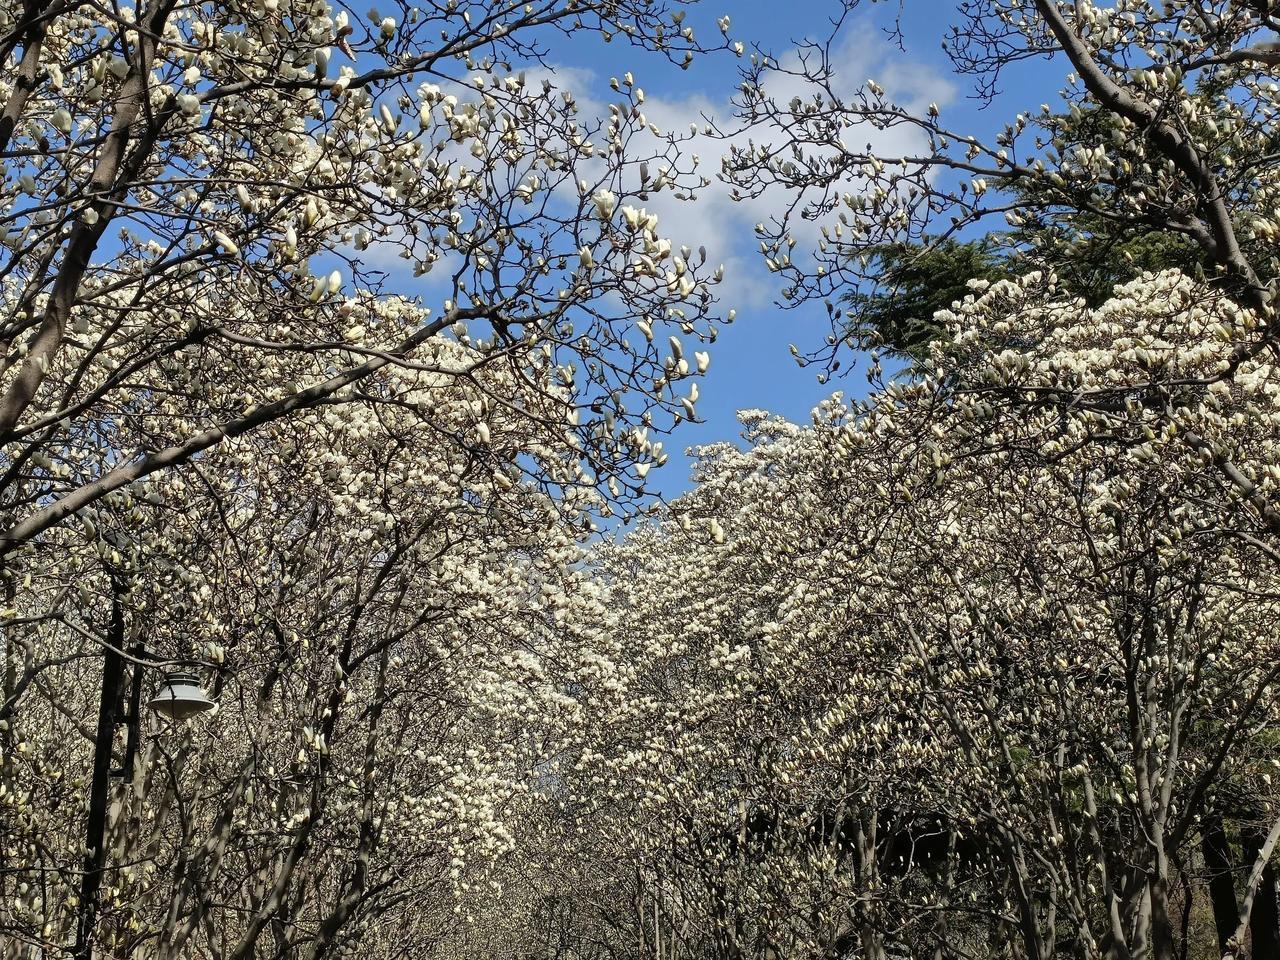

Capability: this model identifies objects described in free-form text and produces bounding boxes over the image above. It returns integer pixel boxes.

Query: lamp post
[72,584,216,960]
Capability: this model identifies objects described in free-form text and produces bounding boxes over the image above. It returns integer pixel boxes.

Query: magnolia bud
[212,231,239,255]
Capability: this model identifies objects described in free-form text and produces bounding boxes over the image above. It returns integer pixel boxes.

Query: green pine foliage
[842,222,1205,367]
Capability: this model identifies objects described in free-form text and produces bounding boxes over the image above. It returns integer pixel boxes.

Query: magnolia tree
[0,1,737,956]
[547,271,1280,960]
[704,7,1280,952]
[722,0,1280,355]
[0,0,732,558]
[1,331,630,957]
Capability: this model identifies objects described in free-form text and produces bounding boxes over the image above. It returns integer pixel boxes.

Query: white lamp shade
[148,672,215,720]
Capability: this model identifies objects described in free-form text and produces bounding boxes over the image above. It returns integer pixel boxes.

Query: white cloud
[351,30,955,317]
[593,26,957,309]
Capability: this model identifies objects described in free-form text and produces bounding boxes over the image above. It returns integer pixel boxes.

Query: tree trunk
[1203,814,1240,956]
[1244,827,1280,960]
[856,811,887,960]
[1148,873,1177,960]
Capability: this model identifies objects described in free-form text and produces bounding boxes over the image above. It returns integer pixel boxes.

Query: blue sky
[542,1,1071,501]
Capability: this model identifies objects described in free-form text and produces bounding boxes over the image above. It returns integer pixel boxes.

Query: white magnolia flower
[591,189,618,220]
[212,231,239,255]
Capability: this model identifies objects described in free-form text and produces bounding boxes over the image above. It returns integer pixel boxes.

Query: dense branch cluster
[0,0,730,558]
[541,270,1280,959]
[4,1,1280,959]
[0,0,731,955]
[722,0,1280,348]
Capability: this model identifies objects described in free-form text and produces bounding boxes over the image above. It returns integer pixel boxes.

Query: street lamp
[148,671,216,720]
